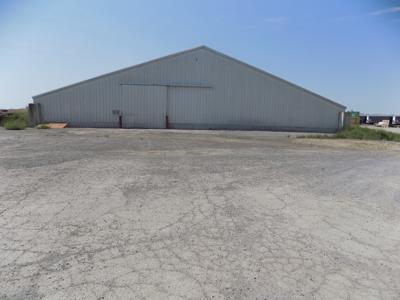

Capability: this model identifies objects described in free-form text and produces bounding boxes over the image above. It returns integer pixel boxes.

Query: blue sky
[0,0,399,113]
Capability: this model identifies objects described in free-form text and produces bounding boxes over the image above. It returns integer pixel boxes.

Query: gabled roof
[33,46,206,98]
[202,46,345,109]
[33,46,346,109]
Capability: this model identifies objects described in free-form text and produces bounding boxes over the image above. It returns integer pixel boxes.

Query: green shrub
[1,110,28,128]
[297,127,400,142]
[36,124,50,129]
[12,110,28,122]
[4,119,27,130]
[337,127,400,142]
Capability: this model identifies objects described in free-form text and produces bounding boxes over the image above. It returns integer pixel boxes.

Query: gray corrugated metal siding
[33,46,345,132]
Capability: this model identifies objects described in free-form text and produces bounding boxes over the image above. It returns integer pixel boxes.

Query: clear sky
[0,0,399,113]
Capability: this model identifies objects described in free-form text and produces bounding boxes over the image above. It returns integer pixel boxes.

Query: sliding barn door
[121,85,167,128]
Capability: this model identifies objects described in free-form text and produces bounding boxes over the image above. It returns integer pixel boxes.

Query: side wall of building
[33,48,344,132]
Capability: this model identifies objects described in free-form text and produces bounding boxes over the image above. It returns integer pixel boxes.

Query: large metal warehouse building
[32,46,346,132]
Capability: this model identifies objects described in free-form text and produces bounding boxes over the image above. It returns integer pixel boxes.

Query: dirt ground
[1,128,400,300]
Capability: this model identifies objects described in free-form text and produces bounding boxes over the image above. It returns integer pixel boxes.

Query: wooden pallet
[47,123,68,129]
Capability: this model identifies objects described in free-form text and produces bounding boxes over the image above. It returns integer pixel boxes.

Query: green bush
[36,124,50,129]
[12,110,28,122]
[4,119,27,130]
[1,110,28,128]
[337,127,400,142]
[297,127,400,142]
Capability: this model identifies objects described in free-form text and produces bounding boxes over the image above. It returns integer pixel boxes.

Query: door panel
[121,85,167,128]
[168,87,213,128]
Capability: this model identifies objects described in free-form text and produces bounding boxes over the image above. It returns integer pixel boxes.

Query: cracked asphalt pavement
[1,128,400,299]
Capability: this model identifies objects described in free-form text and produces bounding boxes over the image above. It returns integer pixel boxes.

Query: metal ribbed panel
[33,47,344,132]
[121,85,166,128]
[168,86,214,126]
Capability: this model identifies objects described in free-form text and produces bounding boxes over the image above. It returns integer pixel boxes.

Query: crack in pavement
[1,128,400,299]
